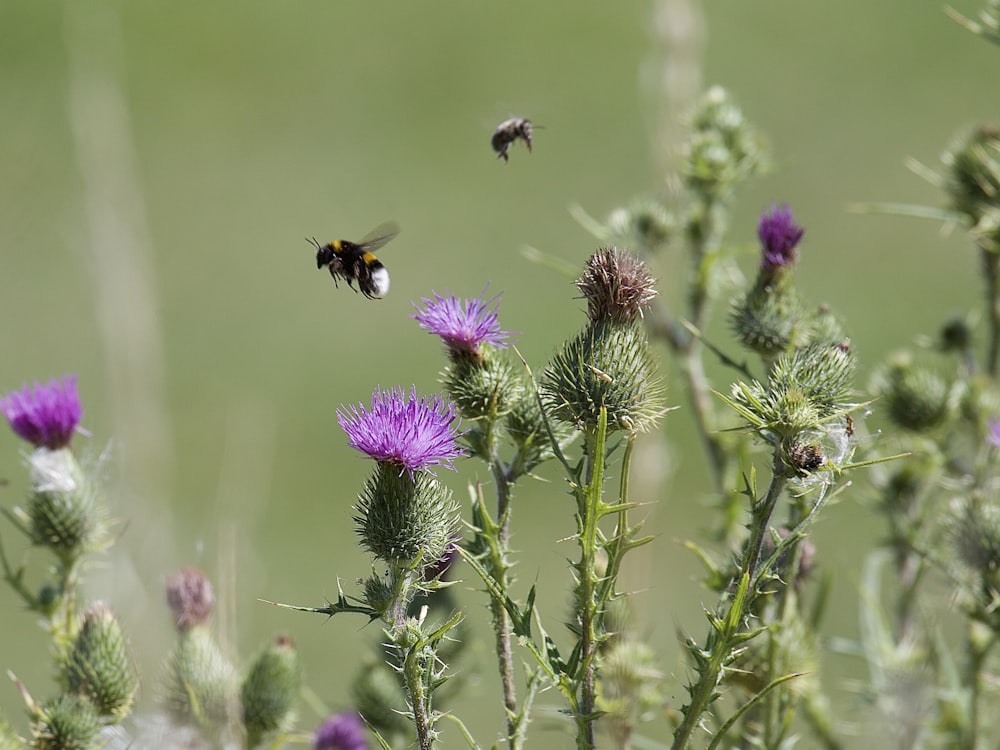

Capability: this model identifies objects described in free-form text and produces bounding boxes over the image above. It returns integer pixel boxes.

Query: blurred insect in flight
[491,117,533,163]
[307,221,400,300]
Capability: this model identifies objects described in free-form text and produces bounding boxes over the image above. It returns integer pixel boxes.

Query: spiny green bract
[241,636,302,744]
[355,463,460,567]
[542,319,666,434]
[32,694,101,750]
[443,351,522,421]
[875,359,951,432]
[65,604,136,720]
[161,627,237,732]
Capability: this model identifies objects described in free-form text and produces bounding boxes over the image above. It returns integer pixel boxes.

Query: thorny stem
[573,411,610,750]
[486,452,520,749]
[402,639,434,750]
[671,466,787,750]
[965,621,995,750]
[741,464,788,585]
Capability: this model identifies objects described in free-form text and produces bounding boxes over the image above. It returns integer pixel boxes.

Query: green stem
[980,244,1000,377]
[965,620,996,749]
[573,410,610,750]
[672,468,787,750]
[486,454,520,749]
[403,643,433,750]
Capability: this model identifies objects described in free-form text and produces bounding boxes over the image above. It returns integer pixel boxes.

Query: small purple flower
[0,375,83,450]
[314,712,367,750]
[758,204,804,272]
[412,290,514,356]
[338,386,466,474]
[987,418,1000,448]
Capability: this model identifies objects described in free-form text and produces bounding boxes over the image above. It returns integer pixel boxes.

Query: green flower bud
[65,603,136,720]
[31,694,101,750]
[731,343,855,440]
[875,357,951,432]
[683,86,767,199]
[362,571,397,617]
[355,463,460,568]
[443,351,522,421]
[241,635,301,745]
[160,626,237,733]
[949,497,1000,587]
[730,281,806,358]
[542,319,666,434]
[25,449,99,565]
[943,123,1000,251]
[605,197,676,253]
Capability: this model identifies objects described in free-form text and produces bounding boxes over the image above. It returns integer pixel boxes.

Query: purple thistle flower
[758,204,805,272]
[988,418,1000,448]
[0,375,83,450]
[338,386,466,474]
[411,290,514,356]
[314,712,368,750]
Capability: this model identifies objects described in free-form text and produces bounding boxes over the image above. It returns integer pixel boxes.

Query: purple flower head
[0,375,83,450]
[988,418,1000,449]
[338,386,467,474]
[758,204,805,272]
[314,712,367,750]
[411,290,514,356]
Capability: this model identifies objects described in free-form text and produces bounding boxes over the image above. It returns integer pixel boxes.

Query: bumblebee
[307,221,399,300]
[491,117,533,163]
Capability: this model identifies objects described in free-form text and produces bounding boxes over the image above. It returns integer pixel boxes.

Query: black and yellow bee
[490,117,533,163]
[307,222,400,300]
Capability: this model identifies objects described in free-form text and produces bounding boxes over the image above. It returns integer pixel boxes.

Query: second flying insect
[308,221,400,300]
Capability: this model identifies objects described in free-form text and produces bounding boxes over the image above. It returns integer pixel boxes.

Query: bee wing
[358,221,401,253]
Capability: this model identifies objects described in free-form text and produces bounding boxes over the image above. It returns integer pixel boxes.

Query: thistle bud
[731,343,855,440]
[874,357,951,432]
[949,496,1000,607]
[943,123,1000,251]
[731,205,808,358]
[542,319,666,434]
[241,635,302,745]
[575,247,658,324]
[160,619,237,732]
[65,603,136,720]
[683,86,767,200]
[354,462,460,569]
[443,352,523,421]
[165,567,216,632]
[30,694,101,750]
[605,197,676,253]
[25,448,99,565]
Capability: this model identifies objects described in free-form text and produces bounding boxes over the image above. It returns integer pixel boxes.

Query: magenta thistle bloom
[411,290,514,356]
[758,204,804,271]
[0,375,83,450]
[988,418,1000,448]
[314,712,367,750]
[338,386,466,473]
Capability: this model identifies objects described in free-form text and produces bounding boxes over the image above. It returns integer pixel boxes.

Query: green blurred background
[0,0,994,746]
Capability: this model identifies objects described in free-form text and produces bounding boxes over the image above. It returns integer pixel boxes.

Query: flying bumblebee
[307,221,400,300]
[491,117,533,163]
